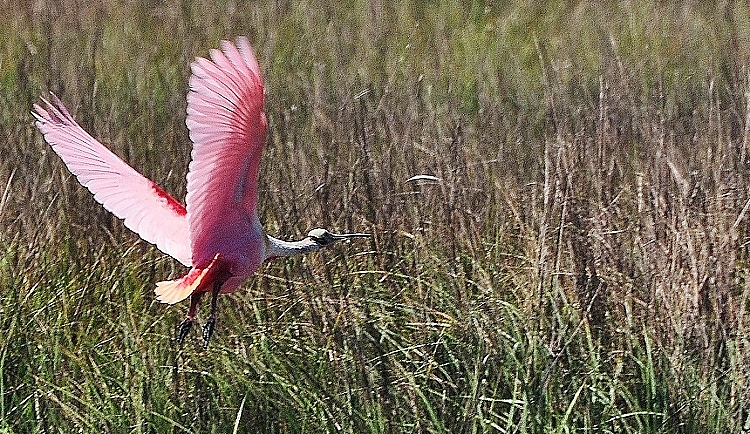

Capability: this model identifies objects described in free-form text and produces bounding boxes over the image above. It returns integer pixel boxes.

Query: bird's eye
[307,228,330,244]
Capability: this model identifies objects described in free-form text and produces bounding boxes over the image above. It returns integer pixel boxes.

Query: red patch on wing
[150,181,187,216]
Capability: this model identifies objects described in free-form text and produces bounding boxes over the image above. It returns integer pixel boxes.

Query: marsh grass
[2,0,750,432]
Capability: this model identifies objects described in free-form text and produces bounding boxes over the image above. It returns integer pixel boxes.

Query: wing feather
[185,37,267,267]
[33,95,192,266]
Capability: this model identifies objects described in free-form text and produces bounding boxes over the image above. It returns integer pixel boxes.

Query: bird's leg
[177,292,204,345]
[202,279,224,348]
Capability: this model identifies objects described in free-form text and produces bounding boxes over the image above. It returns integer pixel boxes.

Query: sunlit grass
[2,0,750,432]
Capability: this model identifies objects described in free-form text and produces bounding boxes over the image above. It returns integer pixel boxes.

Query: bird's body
[33,37,369,345]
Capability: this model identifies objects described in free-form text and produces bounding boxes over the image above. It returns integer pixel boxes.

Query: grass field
[2,0,750,432]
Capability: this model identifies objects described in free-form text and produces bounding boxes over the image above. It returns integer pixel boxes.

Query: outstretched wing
[33,95,192,266]
[185,37,267,267]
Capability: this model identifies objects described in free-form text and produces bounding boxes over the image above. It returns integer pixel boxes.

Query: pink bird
[33,37,369,346]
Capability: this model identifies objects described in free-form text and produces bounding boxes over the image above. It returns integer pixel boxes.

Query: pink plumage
[34,37,265,303]
[34,37,370,346]
[33,94,192,266]
[186,38,267,275]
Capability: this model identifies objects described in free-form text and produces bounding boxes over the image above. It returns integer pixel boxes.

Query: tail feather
[155,268,209,304]
[155,254,223,304]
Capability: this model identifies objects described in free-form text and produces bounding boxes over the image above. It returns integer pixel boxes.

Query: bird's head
[307,228,371,247]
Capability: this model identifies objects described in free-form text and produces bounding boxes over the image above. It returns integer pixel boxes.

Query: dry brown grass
[2,0,750,432]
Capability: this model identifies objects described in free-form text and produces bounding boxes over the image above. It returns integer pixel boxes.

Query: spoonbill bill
[33,37,370,346]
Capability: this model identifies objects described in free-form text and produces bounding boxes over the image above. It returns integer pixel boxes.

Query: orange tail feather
[155,254,223,304]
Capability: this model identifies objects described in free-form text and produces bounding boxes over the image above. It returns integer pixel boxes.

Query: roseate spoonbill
[33,37,370,346]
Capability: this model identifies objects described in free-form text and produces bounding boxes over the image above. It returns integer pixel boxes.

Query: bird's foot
[202,317,216,348]
[177,318,193,345]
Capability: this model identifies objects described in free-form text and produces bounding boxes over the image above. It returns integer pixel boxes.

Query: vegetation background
[1,0,750,432]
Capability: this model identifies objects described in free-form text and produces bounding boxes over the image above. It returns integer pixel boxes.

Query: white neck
[265,235,321,259]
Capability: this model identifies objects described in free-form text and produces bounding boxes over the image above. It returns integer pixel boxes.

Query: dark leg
[202,280,224,348]
[177,292,204,345]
